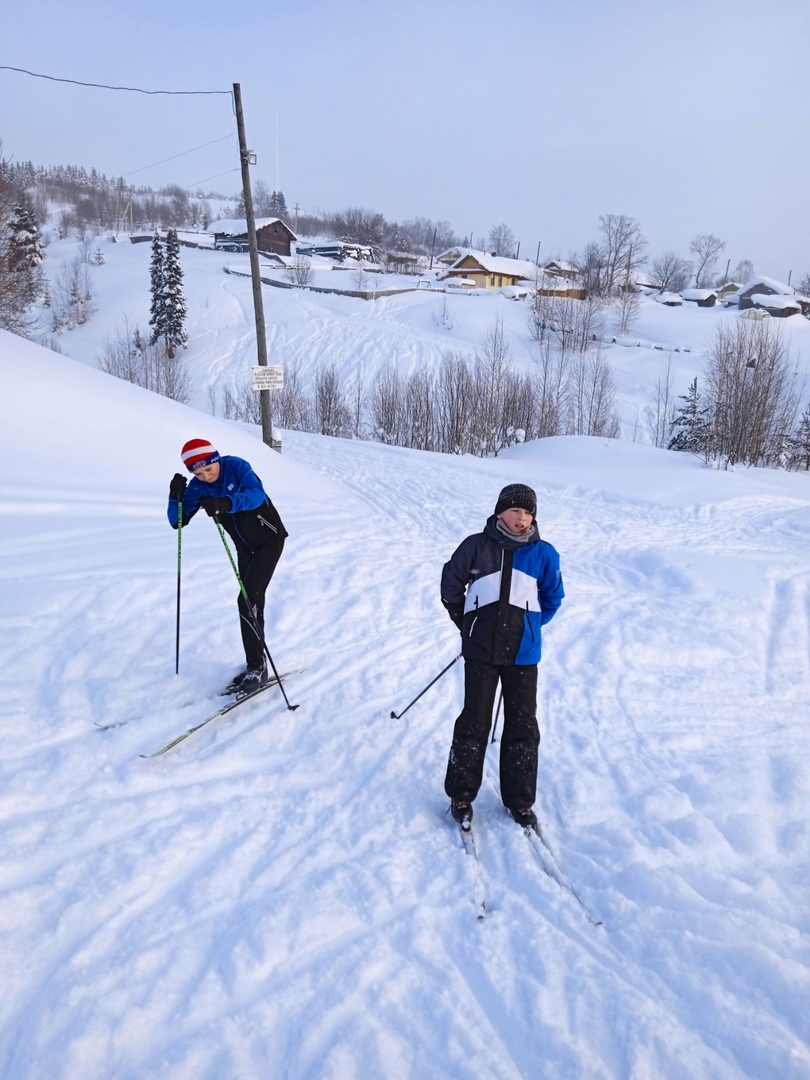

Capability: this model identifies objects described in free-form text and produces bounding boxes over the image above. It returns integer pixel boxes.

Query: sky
[2,0,810,279]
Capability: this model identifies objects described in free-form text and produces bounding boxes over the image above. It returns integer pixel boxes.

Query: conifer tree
[148,231,166,347]
[7,200,44,304]
[269,190,287,217]
[787,406,810,471]
[668,377,713,458]
[163,228,188,358]
[8,202,44,272]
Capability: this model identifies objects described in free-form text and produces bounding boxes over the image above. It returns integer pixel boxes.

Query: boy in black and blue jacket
[440,483,564,830]
[168,438,287,695]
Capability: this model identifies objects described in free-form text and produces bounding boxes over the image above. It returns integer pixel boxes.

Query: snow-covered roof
[447,250,539,279]
[739,275,794,296]
[544,259,578,273]
[680,289,717,301]
[208,217,291,236]
[652,291,683,305]
[436,246,471,261]
[750,293,801,310]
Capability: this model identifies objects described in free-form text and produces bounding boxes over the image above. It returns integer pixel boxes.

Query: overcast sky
[3,0,809,279]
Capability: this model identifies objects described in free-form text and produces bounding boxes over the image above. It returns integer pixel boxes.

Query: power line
[0,64,231,96]
[185,168,241,190]
[123,134,236,178]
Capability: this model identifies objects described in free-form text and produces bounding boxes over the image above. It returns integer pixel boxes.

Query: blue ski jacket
[167,456,287,552]
[441,516,564,666]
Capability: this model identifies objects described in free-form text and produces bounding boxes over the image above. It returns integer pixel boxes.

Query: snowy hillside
[33,232,810,441]
[1,328,809,1078]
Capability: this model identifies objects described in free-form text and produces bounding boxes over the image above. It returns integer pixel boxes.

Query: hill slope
[1,330,810,1078]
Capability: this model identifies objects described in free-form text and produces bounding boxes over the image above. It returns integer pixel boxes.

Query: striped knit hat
[494,483,537,518]
[181,438,221,472]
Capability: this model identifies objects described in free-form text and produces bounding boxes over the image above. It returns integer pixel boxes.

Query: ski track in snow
[3,431,807,1079]
[0,432,807,1080]
[3,290,810,1075]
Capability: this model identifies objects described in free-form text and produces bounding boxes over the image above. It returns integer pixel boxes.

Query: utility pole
[233,82,278,452]
[293,202,300,234]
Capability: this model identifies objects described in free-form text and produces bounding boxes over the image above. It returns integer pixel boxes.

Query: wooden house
[680,288,718,307]
[543,260,579,281]
[736,276,794,310]
[440,251,541,291]
[717,281,741,302]
[748,294,802,318]
[209,217,297,257]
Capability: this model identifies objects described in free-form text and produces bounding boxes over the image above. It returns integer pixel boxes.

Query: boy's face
[193,462,221,483]
[498,507,533,535]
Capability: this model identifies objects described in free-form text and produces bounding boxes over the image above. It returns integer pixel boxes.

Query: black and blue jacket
[441,515,564,666]
[167,456,287,552]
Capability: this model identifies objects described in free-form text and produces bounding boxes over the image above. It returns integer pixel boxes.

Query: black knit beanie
[494,483,537,518]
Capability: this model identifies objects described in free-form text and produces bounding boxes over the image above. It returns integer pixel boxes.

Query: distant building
[736,276,793,309]
[735,275,810,317]
[543,260,579,281]
[680,288,718,307]
[384,250,421,273]
[748,294,802,318]
[209,217,297,257]
[435,246,471,265]
[717,281,741,302]
[441,250,547,291]
[295,240,377,262]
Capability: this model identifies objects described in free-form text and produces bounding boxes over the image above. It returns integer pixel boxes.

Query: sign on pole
[251,365,284,391]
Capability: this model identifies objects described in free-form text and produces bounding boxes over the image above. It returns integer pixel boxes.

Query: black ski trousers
[444,660,539,809]
[236,535,285,672]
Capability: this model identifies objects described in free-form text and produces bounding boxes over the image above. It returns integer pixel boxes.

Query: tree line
[211,317,620,453]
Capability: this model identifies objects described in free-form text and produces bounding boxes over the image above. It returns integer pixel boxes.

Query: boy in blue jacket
[440,483,564,830]
[168,438,287,695]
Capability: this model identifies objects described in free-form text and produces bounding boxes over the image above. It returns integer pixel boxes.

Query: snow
[208,217,289,235]
[2,237,810,1078]
[738,275,795,297]
[680,289,717,302]
[750,294,801,311]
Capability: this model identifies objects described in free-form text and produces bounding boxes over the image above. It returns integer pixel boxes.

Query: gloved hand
[442,599,464,631]
[199,496,232,517]
[169,473,187,501]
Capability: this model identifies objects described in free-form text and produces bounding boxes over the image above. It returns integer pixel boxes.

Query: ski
[453,817,487,921]
[139,671,298,758]
[94,717,130,731]
[523,824,603,927]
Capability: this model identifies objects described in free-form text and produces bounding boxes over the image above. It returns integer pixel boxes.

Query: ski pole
[175,498,183,675]
[213,520,299,711]
[390,653,462,720]
[490,689,502,744]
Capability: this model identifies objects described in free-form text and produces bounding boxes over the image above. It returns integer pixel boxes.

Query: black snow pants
[444,660,540,809]
[236,534,285,672]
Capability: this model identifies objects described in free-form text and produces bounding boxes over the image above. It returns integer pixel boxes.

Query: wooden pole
[233,82,278,452]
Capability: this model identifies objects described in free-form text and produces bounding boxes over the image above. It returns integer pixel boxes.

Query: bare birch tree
[704,321,801,466]
[689,234,726,288]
